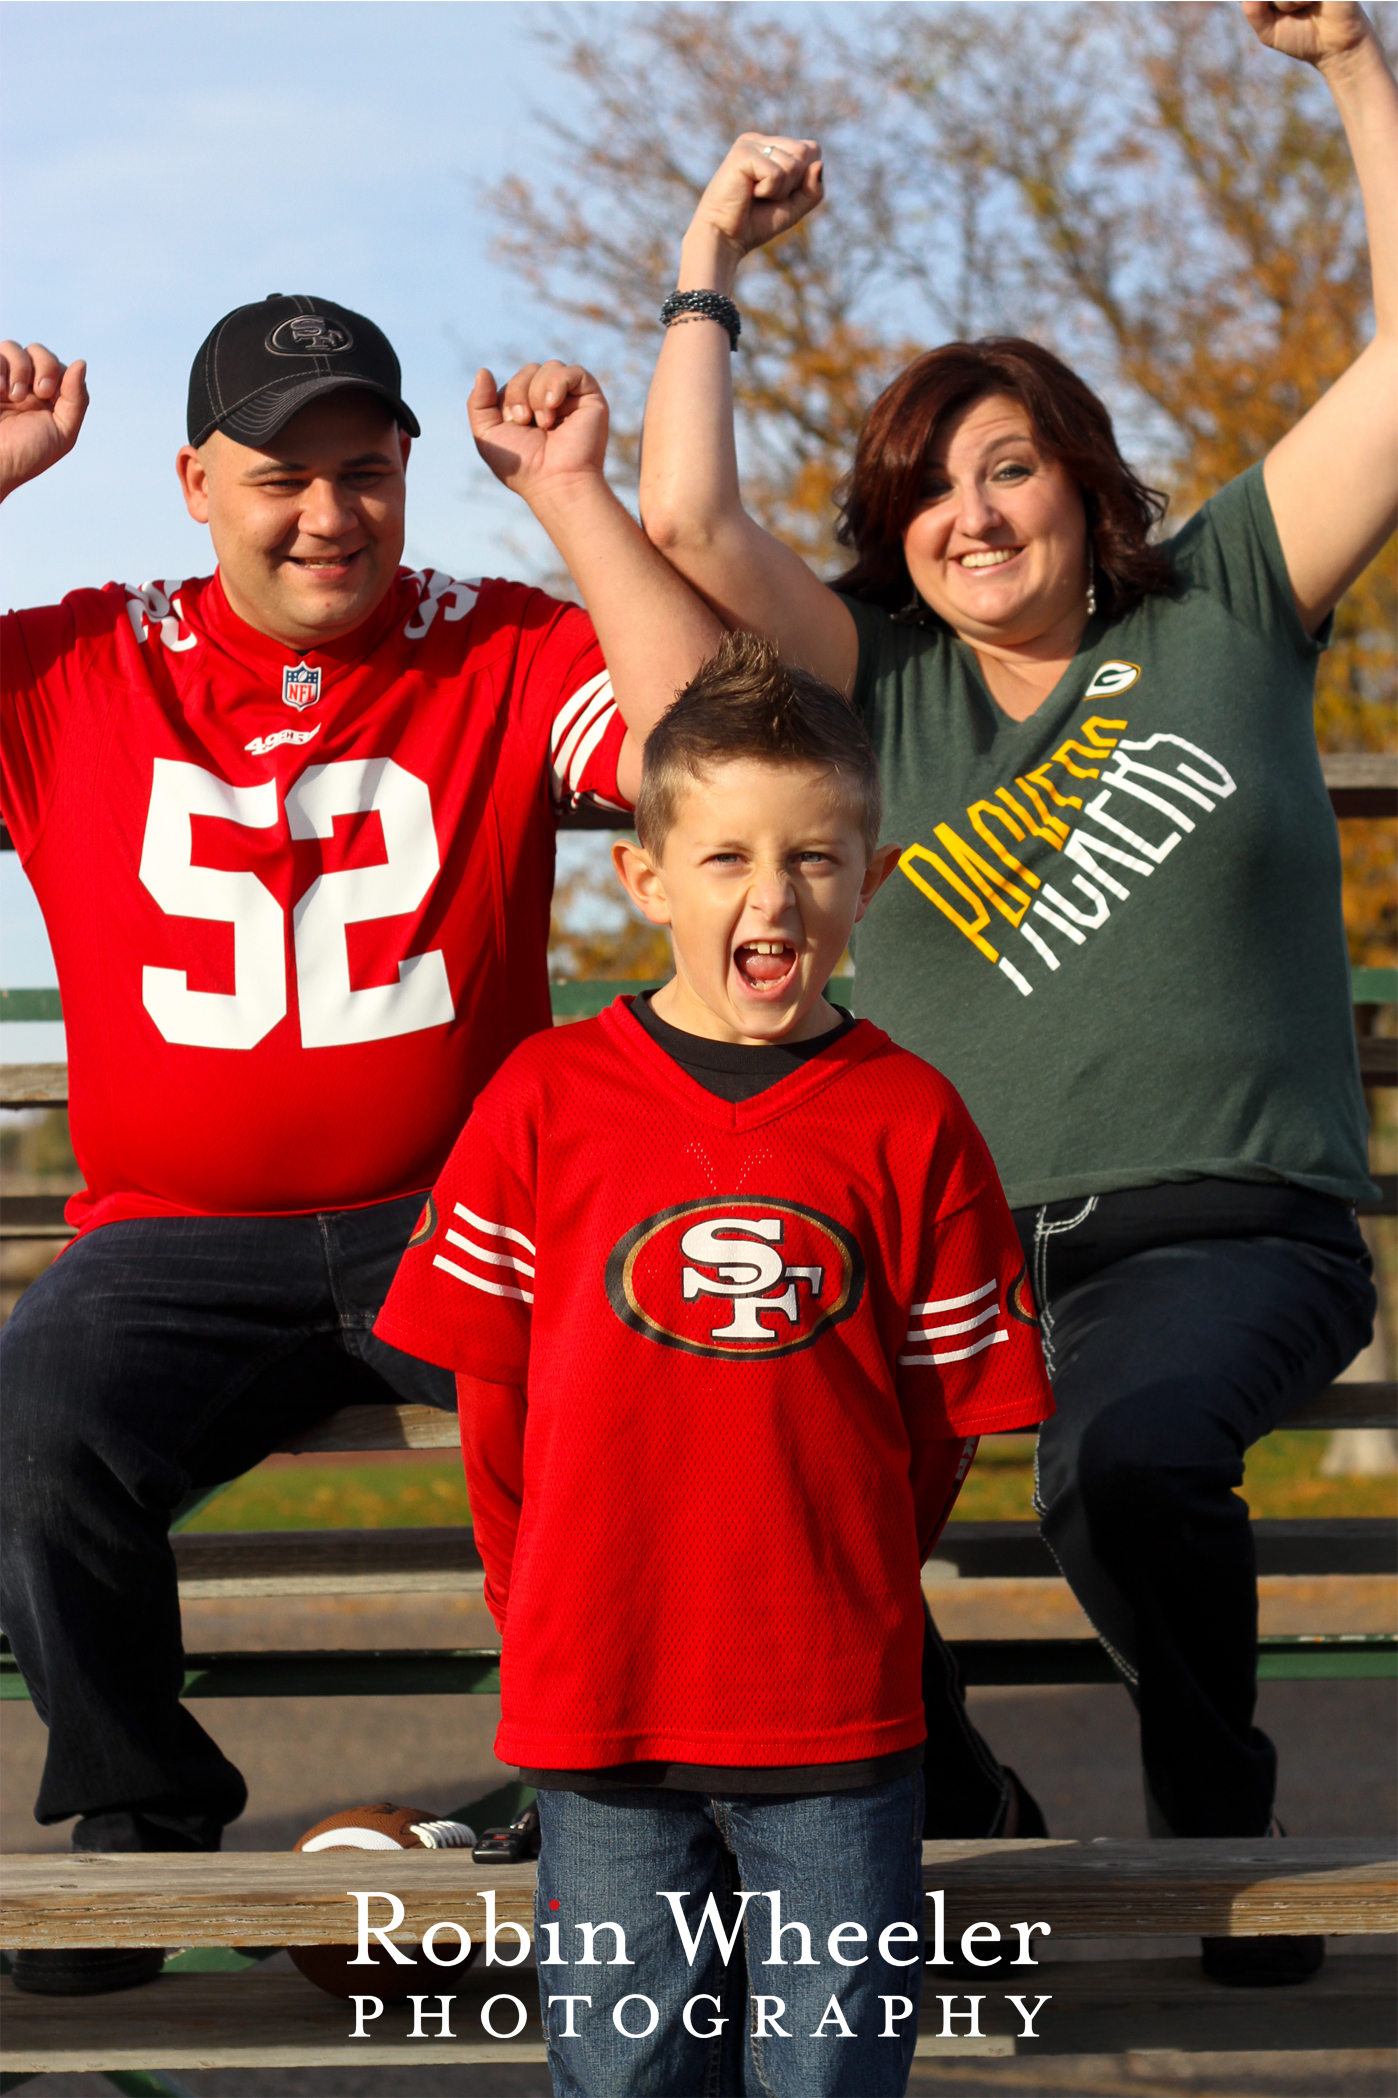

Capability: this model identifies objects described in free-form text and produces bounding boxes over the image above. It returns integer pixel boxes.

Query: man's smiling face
[176,390,410,648]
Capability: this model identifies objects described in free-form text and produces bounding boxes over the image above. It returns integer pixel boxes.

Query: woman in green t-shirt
[631,0,1395,1986]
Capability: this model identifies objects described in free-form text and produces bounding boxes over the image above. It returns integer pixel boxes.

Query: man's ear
[612,838,673,926]
[176,444,211,524]
[399,431,411,473]
[853,841,902,923]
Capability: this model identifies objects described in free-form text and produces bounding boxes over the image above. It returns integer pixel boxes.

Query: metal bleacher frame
[0,756,1395,2084]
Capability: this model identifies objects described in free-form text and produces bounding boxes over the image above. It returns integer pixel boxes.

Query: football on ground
[289,1803,477,1999]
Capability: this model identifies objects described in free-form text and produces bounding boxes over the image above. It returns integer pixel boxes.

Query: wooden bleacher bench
[2,1952,1394,2073]
[2,1840,1394,2074]
[282,1379,1398,1453]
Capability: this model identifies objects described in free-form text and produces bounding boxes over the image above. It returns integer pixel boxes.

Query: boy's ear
[612,837,673,926]
[853,842,902,924]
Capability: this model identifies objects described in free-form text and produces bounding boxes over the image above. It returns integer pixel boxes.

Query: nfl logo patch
[282,661,322,711]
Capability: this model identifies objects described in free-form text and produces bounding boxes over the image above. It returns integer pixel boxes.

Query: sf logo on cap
[267,316,354,357]
[606,1199,864,1358]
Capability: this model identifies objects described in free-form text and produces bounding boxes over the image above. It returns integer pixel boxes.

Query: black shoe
[72,1808,223,1853]
[1200,1934,1325,1987]
[1000,1767,1049,1838]
[10,1947,167,1996]
[472,1802,541,1864]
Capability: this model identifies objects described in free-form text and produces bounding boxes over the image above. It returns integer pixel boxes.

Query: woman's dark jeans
[0,1196,454,1851]
[1013,1186,1375,1837]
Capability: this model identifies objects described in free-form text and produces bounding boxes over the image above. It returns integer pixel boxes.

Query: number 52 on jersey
[139,756,455,1052]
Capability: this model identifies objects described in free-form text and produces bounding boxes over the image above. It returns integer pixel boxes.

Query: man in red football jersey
[0,300,720,1992]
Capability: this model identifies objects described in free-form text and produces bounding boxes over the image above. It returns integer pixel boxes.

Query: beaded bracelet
[660,289,741,351]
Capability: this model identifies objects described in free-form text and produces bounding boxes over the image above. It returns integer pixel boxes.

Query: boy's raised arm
[637,136,859,694]
[469,363,724,804]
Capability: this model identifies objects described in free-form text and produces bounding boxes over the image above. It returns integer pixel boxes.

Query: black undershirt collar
[628,988,856,1103]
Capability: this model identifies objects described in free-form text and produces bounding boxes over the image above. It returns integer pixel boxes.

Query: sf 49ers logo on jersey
[605,1199,864,1359]
[282,661,322,711]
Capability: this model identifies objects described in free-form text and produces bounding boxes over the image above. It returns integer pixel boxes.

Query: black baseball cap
[186,295,421,447]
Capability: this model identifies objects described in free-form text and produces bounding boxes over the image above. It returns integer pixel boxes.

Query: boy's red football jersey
[1,568,628,1232]
[375,1000,1053,1774]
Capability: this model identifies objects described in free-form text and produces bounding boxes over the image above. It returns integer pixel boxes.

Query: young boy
[374,634,1053,2097]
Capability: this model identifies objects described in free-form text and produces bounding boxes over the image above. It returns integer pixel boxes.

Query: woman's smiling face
[901,391,1091,652]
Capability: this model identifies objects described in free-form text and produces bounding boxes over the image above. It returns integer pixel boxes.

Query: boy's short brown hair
[635,632,883,856]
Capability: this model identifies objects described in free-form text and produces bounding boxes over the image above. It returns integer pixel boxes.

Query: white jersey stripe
[554,675,612,751]
[899,1329,1007,1367]
[454,1203,535,1255]
[910,1277,997,1317]
[445,1228,535,1278]
[905,1304,1000,1343]
[433,1253,534,1305]
[566,708,618,794]
[551,680,618,806]
[550,672,612,769]
[554,700,618,799]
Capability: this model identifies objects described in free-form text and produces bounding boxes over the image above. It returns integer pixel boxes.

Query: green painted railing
[0,988,62,1022]
[3,970,1392,1029]
[2,1636,1393,1699]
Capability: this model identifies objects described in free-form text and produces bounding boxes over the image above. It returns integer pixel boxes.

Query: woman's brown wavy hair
[832,338,1173,622]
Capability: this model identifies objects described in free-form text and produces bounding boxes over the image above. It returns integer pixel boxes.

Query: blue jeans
[533,1776,924,2097]
[1025,1196,1375,1837]
[0,1197,454,1849]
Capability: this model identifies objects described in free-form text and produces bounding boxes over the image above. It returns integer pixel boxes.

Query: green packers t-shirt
[847,464,1374,1210]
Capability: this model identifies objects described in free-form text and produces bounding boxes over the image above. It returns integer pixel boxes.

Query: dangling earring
[896,585,931,628]
[1085,544,1098,619]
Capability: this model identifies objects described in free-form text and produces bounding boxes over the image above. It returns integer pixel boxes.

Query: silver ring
[761,145,775,158]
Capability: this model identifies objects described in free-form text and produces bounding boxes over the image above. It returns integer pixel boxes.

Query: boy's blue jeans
[534,1775,924,2098]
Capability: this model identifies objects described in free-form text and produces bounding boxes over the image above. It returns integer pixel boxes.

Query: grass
[181,1432,1397,1533]
[181,1463,472,1532]
[1235,1430,1398,1520]
[953,1432,1397,1523]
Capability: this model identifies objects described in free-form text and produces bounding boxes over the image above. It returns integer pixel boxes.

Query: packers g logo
[605,1199,865,1359]
[1083,660,1141,699]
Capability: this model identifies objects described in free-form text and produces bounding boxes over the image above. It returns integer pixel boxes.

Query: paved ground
[8,2046,1398,2095]
[7,2052,1398,2097]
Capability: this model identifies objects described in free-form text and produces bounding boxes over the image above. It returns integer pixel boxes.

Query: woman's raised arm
[1252,1,1398,631]
[639,134,861,692]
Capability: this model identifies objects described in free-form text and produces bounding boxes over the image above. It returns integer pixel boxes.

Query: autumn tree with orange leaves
[496,1,1394,970]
